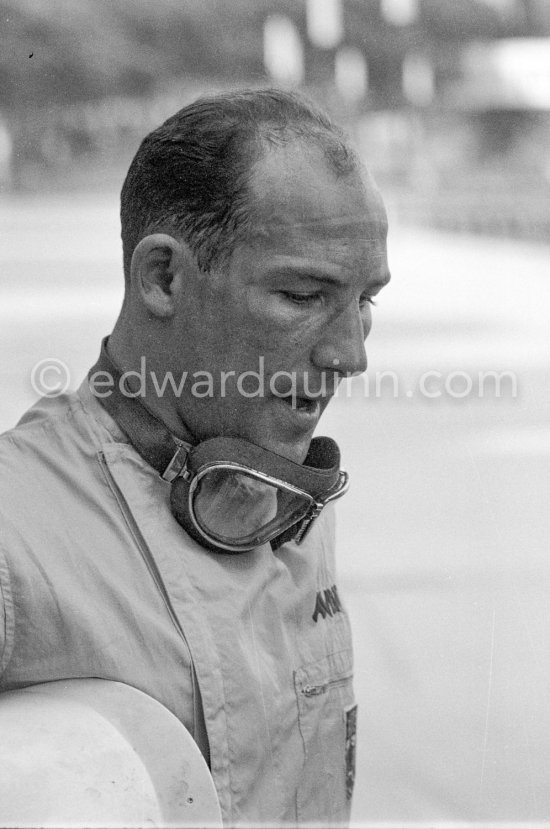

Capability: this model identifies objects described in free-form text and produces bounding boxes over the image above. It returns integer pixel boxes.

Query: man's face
[169,140,390,463]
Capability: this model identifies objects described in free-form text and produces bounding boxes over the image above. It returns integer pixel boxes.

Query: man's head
[113,88,390,463]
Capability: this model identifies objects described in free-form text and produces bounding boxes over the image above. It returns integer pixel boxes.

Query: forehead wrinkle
[253,213,386,232]
[249,221,387,251]
[247,195,389,250]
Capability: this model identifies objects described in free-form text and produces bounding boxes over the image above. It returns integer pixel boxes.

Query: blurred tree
[420,0,522,37]
[0,0,268,111]
[0,0,541,114]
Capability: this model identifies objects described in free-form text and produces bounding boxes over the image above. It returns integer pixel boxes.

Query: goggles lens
[191,466,314,549]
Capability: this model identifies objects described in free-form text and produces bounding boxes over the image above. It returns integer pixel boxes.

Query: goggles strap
[88,338,189,477]
[271,502,321,550]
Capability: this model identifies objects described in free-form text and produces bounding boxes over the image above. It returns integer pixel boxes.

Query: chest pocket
[294,647,356,825]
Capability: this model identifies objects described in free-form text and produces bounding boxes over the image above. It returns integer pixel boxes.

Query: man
[0,89,390,825]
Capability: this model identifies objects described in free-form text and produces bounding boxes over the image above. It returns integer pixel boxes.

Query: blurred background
[2,0,550,234]
[1,1,550,826]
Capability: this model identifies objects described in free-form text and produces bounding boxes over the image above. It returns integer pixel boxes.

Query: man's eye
[359,294,377,308]
[281,292,323,306]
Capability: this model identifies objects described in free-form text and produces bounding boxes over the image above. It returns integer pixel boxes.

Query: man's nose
[311,302,369,376]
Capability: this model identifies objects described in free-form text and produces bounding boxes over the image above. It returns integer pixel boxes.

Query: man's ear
[130,234,186,319]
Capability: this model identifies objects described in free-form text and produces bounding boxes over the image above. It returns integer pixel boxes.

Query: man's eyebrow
[263,261,392,290]
[263,262,349,286]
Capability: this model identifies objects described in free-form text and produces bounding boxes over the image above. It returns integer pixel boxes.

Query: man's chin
[248,433,312,465]
[182,401,317,464]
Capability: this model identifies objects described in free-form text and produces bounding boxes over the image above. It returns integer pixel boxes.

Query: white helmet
[0,678,222,828]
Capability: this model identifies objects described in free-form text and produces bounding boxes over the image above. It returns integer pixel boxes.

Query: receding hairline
[120,88,363,280]
[245,135,379,233]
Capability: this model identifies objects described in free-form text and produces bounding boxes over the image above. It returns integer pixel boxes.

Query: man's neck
[105,329,196,445]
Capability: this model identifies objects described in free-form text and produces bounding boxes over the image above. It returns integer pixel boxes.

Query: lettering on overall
[312,584,343,623]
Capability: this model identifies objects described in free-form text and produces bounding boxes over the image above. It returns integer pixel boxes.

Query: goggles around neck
[168,435,348,553]
[89,340,349,555]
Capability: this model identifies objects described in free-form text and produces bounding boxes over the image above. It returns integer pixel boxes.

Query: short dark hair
[120,88,359,280]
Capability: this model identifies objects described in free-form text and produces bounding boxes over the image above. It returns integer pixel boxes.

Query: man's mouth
[278,394,321,417]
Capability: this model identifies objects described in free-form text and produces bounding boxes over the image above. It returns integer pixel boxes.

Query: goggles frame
[175,457,349,553]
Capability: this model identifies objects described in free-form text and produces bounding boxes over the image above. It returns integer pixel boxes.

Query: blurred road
[1,193,550,826]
